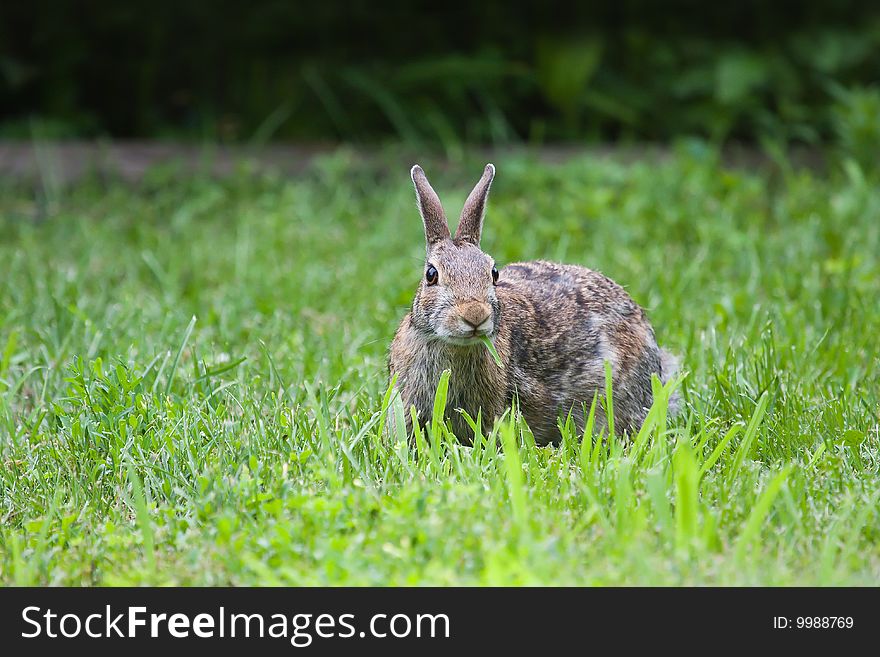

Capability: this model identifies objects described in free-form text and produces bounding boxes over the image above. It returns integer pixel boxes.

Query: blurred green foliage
[1,1,879,152]
[829,84,880,169]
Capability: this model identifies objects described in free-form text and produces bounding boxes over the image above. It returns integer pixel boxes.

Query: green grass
[1,147,879,585]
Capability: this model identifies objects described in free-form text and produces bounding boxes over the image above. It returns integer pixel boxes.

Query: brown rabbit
[388,163,680,445]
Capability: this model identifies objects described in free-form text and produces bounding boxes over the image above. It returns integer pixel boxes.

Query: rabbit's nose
[459,302,491,329]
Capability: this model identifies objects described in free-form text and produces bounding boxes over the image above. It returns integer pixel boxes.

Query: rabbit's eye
[491,266,499,285]
[425,264,439,286]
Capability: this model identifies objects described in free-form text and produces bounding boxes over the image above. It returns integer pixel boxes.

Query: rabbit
[387,163,680,446]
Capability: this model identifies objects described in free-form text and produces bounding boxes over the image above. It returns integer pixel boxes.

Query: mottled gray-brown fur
[388,164,680,445]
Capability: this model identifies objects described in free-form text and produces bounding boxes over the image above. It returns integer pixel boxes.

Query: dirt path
[0,141,824,185]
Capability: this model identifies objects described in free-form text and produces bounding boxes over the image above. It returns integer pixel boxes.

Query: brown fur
[388,164,680,445]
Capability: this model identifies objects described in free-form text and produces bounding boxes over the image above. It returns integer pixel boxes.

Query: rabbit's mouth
[437,330,493,347]
[440,336,486,347]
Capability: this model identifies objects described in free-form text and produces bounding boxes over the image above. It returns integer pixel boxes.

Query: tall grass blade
[727,392,770,485]
[734,465,791,561]
[165,315,196,395]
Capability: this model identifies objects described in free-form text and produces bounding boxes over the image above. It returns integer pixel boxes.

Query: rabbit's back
[495,260,673,442]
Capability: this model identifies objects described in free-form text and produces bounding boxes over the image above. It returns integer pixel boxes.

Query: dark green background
[2,1,879,146]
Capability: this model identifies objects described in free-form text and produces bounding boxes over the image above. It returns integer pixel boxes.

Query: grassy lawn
[1,147,878,585]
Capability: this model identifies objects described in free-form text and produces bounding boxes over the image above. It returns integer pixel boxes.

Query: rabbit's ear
[455,164,495,246]
[411,165,450,245]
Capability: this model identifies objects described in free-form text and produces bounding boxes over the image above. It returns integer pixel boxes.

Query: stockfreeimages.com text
[22,606,450,647]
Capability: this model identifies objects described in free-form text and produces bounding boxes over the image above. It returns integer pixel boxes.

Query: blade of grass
[673,439,699,553]
[727,391,770,485]
[699,423,743,478]
[479,335,503,367]
[500,416,528,535]
[430,369,451,441]
[734,465,792,562]
[164,315,196,395]
[604,359,615,439]
[127,465,156,576]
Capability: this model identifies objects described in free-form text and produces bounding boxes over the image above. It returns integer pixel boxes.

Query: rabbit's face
[408,163,499,344]
[413,240,500,345]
